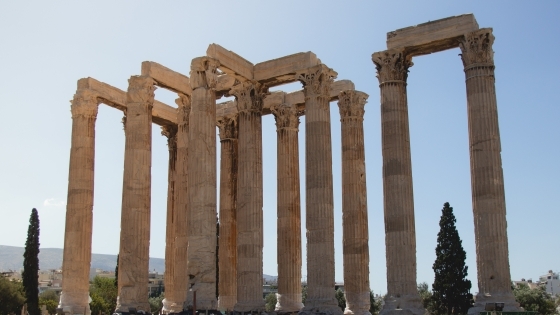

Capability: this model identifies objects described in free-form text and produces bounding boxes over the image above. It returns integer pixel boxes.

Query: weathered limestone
[141,61,192,95]
[162,124,178,314]
[338,90,371,315]
[231,81,268,313]
[270,102,304,313]
[186,57,220,310]
[254,52,321,86]
[162,94,191,314]
[372,50,423,315]
[116,76,156,312]
[59,89,99,315]
[387,14,479,56]
[460,29,519,314]
[298,64,342,315]
[217,114,239,311]
[207,44,253,81]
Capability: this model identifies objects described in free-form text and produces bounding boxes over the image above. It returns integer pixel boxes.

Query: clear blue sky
[1,1,558,295]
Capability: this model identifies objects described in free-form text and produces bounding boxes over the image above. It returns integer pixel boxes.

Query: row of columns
[372,29,517,314]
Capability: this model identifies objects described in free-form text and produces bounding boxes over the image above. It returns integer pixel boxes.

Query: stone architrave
[217,113,238,311]
[116,75,156,313]
[186,57,219,310]
[59,89,99,315]
[372,50,423,315]
[163,93,192,313]
[297,65,342,315]
[459,29,519,314]
[338,90,371,315]
[231,81,268,313]
[270,102,304,313]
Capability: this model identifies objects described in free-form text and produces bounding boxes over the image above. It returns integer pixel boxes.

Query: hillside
[0,245,164,273]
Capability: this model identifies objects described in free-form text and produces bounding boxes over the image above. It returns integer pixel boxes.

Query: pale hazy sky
[1,1,559,295]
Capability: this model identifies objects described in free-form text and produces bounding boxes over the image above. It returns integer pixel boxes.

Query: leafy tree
[369,290,382,315]
[264,292,277,312]
[114,254,119,288]
[302,285,307,304]
[39,290,59,314]
[0,276,26,315]
[89,276,117,315]
[149,292,165,314]
[417,282,434,311]
[335,288,346,311]
[431,203,473,315]
[513,283,556,315]
[23,208,40,315]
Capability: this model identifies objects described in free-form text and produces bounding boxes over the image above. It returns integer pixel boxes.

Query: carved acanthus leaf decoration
[459,29,495,67]
[338,90,368,119]
[297,65,337,98]
[161,124,178,149]
[270,103,303,130]
[175,93,191,132]
[190,57,220,89]
[126,76,156,106]
[216,114,238,140]
[71,89,99,119]
[372,49,413,83]
[230,81,268,113]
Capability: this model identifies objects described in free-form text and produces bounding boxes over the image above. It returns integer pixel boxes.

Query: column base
[379,295,424,315]
[343,291,371,315]
[234,300,266,313]
[300,298,343,315]
[275,293,304,313]
[58,290,91,315]
[467,292,520,315]
[162,298,186,314]
[115,295,151,314]
[218,295,237,312]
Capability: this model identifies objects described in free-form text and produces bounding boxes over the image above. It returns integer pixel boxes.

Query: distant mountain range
[0,245,278,281]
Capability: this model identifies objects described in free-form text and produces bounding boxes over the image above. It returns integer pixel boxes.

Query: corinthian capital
[271,102,302,131]
[372,49,413,83]
[175,93,191,132]
[216,114,238,141]
[460,28,495,67]
[126,75,156,106]
[161,124,178,151]
[338,90,368,119]
[190,57,220,89]
[230,81,268,114]
[297,64,337,98]
[71,89,99,119]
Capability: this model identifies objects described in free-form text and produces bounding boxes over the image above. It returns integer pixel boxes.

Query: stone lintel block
[387,14,479,56]
[141,61,192,95]
[207,44,254,81]
[254,52,321,87]
[215,74,237,99]
[76,77,177,126]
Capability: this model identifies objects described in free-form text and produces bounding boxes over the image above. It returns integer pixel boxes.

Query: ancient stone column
[271,102,304,313]
[164,94,192,313]
[217,113,238,311]
[338,90,371,315]
[231,81,268,313]
[116,75,155,313]
[162,124,177,314]
[59,88,99,315]
[459,29,519,314]
[372,50,423,315]
[187,57,219,311]
[297,65,341,315]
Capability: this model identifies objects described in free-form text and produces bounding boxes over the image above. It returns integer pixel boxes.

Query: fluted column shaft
[217,114,238,311]
[231,81,267,313]
[187,57,219,310]
[116,75,155,312]
[460,29,518,313]
[59,89,99,315]
[372,50,423,315]
[338,91,371,315]
[298,65,341,315]
[271,103,304,313]
[162,125,177,314]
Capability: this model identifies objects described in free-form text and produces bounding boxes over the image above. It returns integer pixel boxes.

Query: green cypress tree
[431,202,473,315]
[22,208,40,315]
